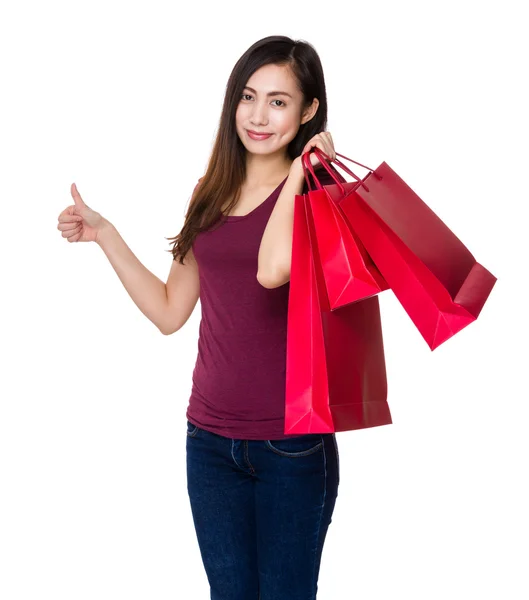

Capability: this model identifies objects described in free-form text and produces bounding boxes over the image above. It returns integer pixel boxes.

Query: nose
[249,100,269,127]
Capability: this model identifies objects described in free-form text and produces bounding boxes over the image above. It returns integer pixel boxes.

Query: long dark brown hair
[165,35,328,264]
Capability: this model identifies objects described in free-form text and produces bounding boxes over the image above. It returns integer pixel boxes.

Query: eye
[240,94,286,107]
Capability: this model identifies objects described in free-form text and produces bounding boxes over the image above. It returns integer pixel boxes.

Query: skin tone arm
[95,222,188,335]
[57,183,199,335]
[257,132,336,289]
[256,158,305,289]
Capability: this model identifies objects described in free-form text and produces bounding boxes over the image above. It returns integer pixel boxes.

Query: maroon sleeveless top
[186,169,336,440]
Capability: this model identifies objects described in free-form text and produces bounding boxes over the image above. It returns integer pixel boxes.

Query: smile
[246,130,273,140]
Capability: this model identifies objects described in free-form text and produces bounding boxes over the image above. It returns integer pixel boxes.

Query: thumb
[71,182,87,210]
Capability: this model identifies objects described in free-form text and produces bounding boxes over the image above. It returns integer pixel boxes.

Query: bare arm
[96,221,199,335]
[163,245,200,335]
[257,160,306,289]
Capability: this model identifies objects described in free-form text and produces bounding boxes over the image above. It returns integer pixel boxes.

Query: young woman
[57,35,341,600]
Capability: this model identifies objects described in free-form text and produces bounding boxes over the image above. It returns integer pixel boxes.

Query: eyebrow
[243,86,293,99]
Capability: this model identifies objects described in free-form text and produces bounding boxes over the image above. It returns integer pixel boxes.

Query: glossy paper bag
[301,151,389,309]
[285,179,392,434]
[312,148,498,351]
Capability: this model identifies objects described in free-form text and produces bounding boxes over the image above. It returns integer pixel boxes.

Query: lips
[247,130,273,140]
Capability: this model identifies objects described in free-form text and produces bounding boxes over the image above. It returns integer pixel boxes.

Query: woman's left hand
[292,131,336,172]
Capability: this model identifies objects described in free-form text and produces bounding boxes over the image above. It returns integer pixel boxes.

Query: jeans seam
[312,437,327,596]
[244,440,255,473]
[230,439,239,469]
[331,433,340,485]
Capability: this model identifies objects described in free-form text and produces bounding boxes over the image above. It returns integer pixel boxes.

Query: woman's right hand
[57,182,110,244]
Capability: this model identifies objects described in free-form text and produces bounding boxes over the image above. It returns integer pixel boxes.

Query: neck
[244,150,292,187]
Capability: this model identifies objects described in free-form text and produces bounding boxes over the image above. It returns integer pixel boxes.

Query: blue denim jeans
[185,420,340,600]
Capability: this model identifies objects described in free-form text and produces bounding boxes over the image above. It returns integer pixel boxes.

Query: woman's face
[235,63,318,158]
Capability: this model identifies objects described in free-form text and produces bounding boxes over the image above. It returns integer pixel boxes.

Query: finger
[60,205,83,220]
[58,213,83,224]
[71,183,86,208]
[58,220,82,232]
[58,205,76,218]
[303,131,329,153]
[63,224,82,238]
[68,228,83,243]
[317,131,334,152]
[320,132,333,154]
[317,134,335,162]
[314,144,331,163]
[65,232,82,244]
[302,139,317,154]
[324,132,336,160]
[309,133,326,153]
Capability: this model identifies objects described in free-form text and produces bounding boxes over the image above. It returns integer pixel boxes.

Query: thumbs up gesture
[57,183,109,244]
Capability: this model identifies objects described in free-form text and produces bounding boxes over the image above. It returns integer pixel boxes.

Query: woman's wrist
[289,157,305,180]
[96,219,117,247]
[290,154,327,178]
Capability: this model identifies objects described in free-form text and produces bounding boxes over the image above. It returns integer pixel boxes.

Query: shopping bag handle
[303,148,378,194]
[302,150,347,192]
[302,150,355,193]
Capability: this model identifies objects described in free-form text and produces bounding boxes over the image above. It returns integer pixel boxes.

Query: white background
[1,0,527,598]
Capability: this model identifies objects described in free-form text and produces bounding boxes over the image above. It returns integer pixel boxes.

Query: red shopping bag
[301,151,389,309]
[285,179,392,435]
[311,148,498,351]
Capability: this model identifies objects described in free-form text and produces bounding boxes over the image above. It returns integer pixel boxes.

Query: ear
[301,98,320,125]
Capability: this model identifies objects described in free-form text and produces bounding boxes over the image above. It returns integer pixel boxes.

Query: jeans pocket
[186,420,199,438]
[265,433,323,457]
